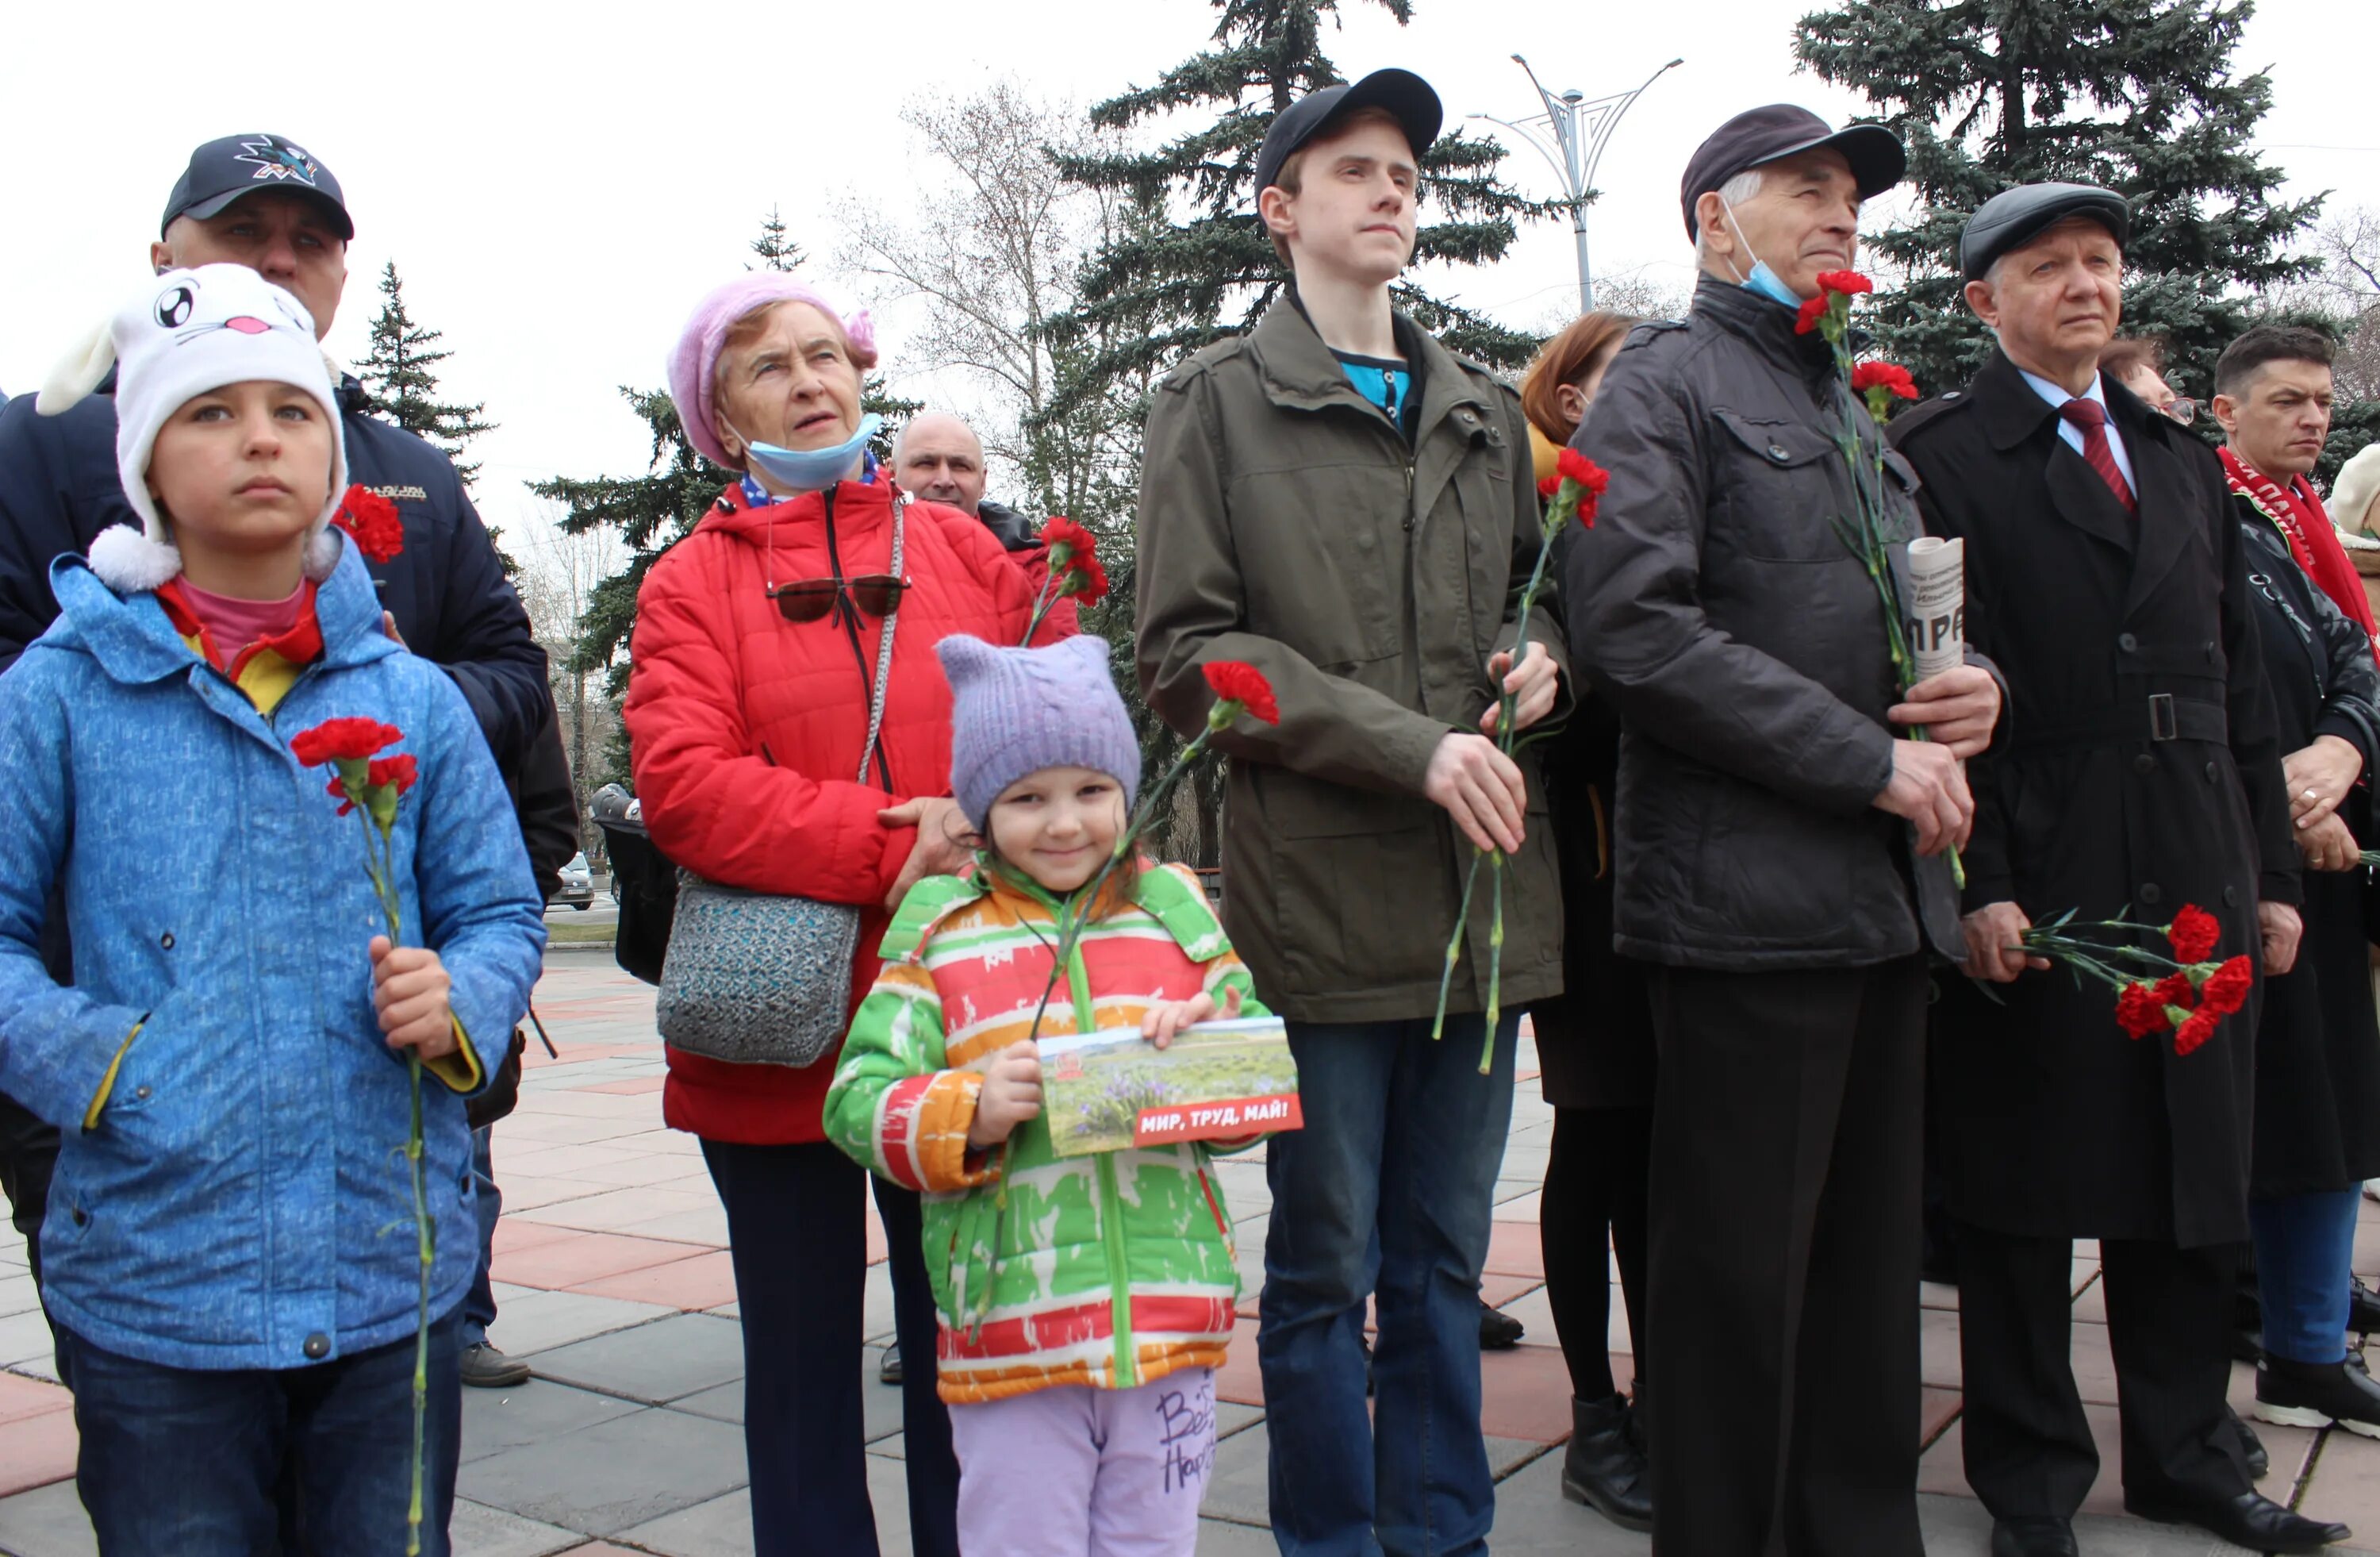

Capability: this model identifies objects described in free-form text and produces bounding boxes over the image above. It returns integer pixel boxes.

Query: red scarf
[2221,444,2380,661]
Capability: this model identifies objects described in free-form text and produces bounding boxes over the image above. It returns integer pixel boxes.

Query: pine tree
[1046,0,1549,421]
[537,213,916,785]
[1795,0,2320,399]
[358,262,497,485]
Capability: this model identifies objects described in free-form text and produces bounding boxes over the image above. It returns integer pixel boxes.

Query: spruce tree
[1046,0,1549,421]
[1795,0,2320,398]
[357,262,497,485]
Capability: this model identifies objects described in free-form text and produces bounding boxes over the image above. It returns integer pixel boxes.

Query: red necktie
[2059,398,2136,513]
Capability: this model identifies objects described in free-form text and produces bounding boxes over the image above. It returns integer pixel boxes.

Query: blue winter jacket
[0,539,546,1371]
[0,375,548,776]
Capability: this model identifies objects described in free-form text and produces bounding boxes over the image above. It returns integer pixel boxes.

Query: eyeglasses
[2161,398,2198,427]
[766,575,911,625]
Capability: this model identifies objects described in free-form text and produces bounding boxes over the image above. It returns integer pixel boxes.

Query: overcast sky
[2,0,2370,541]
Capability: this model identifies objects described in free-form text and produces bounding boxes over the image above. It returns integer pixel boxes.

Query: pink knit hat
[665,275,878,471]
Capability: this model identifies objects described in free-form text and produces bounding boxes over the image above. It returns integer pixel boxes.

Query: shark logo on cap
[235,135,322,188]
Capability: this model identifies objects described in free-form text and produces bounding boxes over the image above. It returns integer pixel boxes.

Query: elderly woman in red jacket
[627,275,1063,1557]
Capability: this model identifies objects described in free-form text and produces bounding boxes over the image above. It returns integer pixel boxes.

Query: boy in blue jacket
[0,263,545,1555]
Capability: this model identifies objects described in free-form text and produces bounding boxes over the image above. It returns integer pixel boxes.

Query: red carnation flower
[368,754,420,797]
[2115,982,2172,1039]
[332,486,405,564]
[2199,955,2254,1018]
[2151,971,2197,1010]
[1061,550,1111,608]
[2173,1008,2220,1056]
[2165,904,2221,965]
[1557,449,1610,528]
[1537,474,1564,499]
[1815,270,1875,298]
[1203,659,1280,726]
[1851,362,1919,401]
[1794,295,1830,336]
[291,717,402,767]
[325,774,356,817]
[1040,517,1096,566]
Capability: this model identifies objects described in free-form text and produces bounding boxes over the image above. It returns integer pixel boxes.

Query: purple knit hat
[665,275,879,470]
[939,635,1142,830]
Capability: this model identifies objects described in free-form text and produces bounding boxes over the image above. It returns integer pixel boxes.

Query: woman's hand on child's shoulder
[1142,985,1242,1051]
[968,1039,1043,1148]
[370,936,458,1059]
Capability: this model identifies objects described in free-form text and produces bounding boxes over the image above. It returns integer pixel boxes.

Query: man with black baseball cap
[1138,67,1568,1552]
[1891,186,2346,1556]
[0,132,569,1398]
[1565,103,2005,1553]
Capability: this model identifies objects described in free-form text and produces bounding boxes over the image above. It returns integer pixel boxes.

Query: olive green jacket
[1134,297,1568,1023]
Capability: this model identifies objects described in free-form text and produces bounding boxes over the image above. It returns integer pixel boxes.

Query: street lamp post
[1480,55,1683,313]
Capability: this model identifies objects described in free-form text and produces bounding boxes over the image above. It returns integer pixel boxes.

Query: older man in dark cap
[1889,184,2345,1556]
[1565,105,2004,1554]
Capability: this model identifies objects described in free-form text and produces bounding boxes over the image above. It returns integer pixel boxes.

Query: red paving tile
[570,1248,740,1310]
[0,1370,71,1428]
[491,1228,710,1290]
[1919,1386,1960,1447]
[580,1076,668,1095]
[1484,1221,1545,1281]
[1215,1317,1265,1407]
[1476,1344,1576,1442]
[0,1409,77,1494]
[1480,1273,1538,1310]
[516,1186,723,1235]
[491,1217,583,1256]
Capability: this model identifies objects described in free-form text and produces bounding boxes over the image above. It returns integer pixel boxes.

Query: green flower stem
[1480,851,1505,1076]
[1433,850,1486,1043]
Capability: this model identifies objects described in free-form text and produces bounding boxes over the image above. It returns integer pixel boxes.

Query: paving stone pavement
[5,944,2379,1554]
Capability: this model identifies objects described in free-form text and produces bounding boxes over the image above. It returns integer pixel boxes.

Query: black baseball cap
[1679,104,1905,239]
[160,133,353,240]
[1960,183,2130,281]
[1253,68,1444,198]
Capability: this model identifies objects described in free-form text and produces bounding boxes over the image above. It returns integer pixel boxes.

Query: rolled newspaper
[1902,536,1966,682]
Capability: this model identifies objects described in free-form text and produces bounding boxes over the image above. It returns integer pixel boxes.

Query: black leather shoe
[2124,1488,2350,1553]
[2258,1354,2380,1439]
[879,1342,902,1386]
[2351,1277,2380,1336]
[1479,1298,1525,1350]
[459,1341,531,1389]
[2231,1407,2271,1479]
[1988,1516,2077,1557]
[1560,1394,1653,1533]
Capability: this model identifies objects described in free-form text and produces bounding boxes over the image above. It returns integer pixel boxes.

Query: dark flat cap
[1679,105,1905,238]
[1255,68,1443,200]
[1960,183,2129,280]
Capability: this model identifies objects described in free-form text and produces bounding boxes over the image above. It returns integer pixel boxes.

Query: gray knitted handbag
[654,501,905,1069]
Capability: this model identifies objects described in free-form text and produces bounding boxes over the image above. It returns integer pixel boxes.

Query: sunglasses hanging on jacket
[758,485,905,790]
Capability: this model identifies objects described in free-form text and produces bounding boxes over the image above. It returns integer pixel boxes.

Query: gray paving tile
[444,1497,582,1557]
[0,1272,41,1319]
[0,1480,96,1557]
[673,1378,741,1425]
[459,1378,644,1463]
[867,1430,905,1460]
[1484,1449,1649,1554]
[1196,1515,1282,1554]
[455,1403,748,1536]
[488,1286,676,1358]
[612,1485,750,1557]
[1203,1424,1552,1532]
[520,1311,743,1404]
[0,1307,59,1371]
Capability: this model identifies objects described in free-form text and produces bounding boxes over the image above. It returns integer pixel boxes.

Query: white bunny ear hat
[37,263,347,593]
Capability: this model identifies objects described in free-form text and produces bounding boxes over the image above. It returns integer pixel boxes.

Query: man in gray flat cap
[1565,104,2004,1555]
[1890,184,2344,1557]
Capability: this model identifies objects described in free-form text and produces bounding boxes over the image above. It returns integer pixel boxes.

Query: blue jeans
[1258,1013,1518,1557]
[2251,1189,2362,1364]
[61,1310,463,1557]
[461,1127,498,1347]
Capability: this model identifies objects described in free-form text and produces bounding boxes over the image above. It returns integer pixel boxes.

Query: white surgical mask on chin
[1718,194,1806,311]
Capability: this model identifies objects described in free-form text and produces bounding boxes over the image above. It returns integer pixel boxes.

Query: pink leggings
[947,1367,1219,1555]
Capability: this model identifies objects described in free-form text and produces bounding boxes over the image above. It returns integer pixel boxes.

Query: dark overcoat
[1889,351,2298,1248]
[2232,506,2380,1198]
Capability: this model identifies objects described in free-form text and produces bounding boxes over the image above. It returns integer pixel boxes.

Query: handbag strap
[854,497,904,785]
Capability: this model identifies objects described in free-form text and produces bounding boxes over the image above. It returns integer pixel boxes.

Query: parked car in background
[548,851,596,912]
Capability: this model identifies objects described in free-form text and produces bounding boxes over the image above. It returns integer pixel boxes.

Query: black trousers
[1956,1224,2249,1518]
[1643,957,1928,1557]
[1538,1105,1650,1403]
[701,1138,960,1557]
[0,1088,56,1284]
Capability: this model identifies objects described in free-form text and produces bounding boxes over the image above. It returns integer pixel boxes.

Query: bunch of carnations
[290,717,436,1554]
[2016,902,2254,1056]
[1020,517,1110,643]
[332,484,405,563]
[1796,269,1960,886]
[1430,448,1609,1075]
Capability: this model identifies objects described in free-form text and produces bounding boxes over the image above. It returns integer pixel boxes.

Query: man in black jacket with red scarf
[1890,183,2344,1557]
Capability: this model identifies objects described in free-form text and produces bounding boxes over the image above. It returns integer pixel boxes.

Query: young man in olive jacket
[1135,70,1567,1554]
[1564,106,2006,1556]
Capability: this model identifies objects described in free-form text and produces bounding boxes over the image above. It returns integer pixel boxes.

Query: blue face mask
[1718,194,1806,312]
[734,412,882,492]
